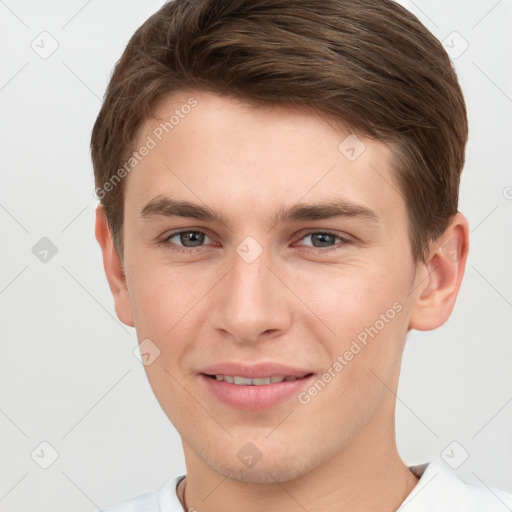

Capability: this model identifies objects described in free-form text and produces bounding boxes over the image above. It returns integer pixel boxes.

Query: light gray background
[1,1,511,510]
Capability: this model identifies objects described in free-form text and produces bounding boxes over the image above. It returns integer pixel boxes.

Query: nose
[208,242,293,345]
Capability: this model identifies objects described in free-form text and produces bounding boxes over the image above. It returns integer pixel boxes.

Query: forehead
[125,90,406,229]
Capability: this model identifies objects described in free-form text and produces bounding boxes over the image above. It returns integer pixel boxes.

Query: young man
[92,0,512,510]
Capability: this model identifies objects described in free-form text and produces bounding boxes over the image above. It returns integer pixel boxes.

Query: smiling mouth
[203,373,314,385]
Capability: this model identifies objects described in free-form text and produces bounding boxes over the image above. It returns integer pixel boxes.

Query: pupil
[312,233,334,247]
[181,231,204,247]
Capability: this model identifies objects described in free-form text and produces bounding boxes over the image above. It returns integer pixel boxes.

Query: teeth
[253,377,271,385]
[213,375,301,385]
[233,376,253,385]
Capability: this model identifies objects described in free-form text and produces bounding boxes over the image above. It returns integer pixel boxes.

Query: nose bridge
[210,238,291,342]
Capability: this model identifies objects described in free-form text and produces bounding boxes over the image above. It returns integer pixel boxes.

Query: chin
[200,441,322,485]
[209,460,304,485]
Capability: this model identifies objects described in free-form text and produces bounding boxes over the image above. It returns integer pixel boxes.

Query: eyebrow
[139,195,380,225]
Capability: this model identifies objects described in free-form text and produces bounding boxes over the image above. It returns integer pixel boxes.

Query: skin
[96,90,469,512]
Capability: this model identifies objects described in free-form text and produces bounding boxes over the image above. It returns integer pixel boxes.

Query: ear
[95,204,135,328]
[409,213,469,331]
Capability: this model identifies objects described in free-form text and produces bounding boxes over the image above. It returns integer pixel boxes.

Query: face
[113,91,425,483]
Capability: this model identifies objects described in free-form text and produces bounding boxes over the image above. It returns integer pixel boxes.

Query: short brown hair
[90,0,468,263]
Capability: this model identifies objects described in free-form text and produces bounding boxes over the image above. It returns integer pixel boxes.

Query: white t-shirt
[99,461,512,511]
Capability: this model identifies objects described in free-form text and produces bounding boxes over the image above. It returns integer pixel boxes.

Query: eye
[161,230,213,251]
[158,229,350,254]
[296,231,349,251]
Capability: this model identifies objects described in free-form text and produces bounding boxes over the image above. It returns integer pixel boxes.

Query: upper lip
[199,362,313,379]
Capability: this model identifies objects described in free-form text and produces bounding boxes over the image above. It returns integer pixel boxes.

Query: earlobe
[94,205,135,328]
[409,213,469,332]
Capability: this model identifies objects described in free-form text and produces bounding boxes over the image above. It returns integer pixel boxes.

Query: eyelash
[158,229,351,254]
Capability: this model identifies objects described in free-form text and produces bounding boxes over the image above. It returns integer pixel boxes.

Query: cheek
[295,260,411,381]
[126,262,204,422]
[292,266,409,439]
[299,261,407,332]
[127,257,207,335]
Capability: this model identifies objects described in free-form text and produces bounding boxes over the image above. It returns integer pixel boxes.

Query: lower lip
[200,374,314,410]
